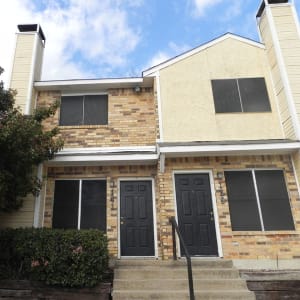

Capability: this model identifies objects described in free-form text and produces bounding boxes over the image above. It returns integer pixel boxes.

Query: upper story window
[211,78,271,113]
[59,94,108,126]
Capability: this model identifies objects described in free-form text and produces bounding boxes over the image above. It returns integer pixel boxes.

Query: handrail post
[171,218,177,260]
[169,217,195,300]
[187,257,195,300]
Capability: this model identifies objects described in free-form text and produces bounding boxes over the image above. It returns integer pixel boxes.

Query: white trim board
[45,146,158,166]
[34,77,154,91]
[57,146,156,155]
[46,153,159,166]
[159,142,300,157]
[172,170,223,258]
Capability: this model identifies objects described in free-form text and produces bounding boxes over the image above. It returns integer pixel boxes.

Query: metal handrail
[169,216,195,300]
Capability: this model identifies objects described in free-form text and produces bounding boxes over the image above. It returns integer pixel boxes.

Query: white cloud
[0,0,142,87]
[220,0,242,22]
[191,0,223,18]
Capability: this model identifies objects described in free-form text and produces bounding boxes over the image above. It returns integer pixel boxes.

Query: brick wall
[37,88,157,148]
[44,164,157,258]
[43,155,300,260]
[157,155,300,260]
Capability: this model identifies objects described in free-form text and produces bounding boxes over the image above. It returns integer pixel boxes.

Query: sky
[0,0,300,87]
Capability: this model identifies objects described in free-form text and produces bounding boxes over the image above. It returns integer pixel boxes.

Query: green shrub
[0,228,108,287]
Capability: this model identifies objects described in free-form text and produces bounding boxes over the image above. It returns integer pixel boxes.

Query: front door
[120,180,155,256]
[175,173,218,256]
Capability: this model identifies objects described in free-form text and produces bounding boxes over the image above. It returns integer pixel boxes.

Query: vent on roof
[257,0,289,18]
[17,24,46,44]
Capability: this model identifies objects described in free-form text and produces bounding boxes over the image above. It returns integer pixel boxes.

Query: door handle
[210,211,214,221]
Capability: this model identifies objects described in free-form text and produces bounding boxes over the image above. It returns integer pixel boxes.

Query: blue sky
[0,0,300,86]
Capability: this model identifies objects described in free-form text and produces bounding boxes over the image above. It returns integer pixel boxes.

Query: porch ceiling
[159,140,300,157]
[34,77,153,92]
[45,146,158,166]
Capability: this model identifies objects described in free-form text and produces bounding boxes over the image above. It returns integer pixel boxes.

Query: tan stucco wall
[159,38,284,142]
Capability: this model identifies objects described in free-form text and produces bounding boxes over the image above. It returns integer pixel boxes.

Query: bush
[0,228,108,287]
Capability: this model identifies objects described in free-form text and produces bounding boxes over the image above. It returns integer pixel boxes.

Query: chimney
[9,24,46,114]
[256,0,300,140]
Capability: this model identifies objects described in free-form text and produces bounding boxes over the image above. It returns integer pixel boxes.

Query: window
[211,78,271,113]
[52,180,107,231]
[225,170,294,231]
[59,95,108,126]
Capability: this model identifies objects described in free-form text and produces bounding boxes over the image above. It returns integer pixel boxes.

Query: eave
[34,77,153,92]
[159,140,300,157]
[45,146,158,166]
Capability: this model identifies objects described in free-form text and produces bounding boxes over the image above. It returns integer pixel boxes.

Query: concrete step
[114,278,247,290]
[114,267,240,280]
[112,259,255,300]
[115,259,233,268]
[112,290,256,300]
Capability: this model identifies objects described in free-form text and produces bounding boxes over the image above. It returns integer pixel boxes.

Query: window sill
[215,111,272,114]
[58,125,109,129]
[222,231,299,237]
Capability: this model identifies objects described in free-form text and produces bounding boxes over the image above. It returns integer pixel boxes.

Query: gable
[143,34,265,76]
[157,35,283,143]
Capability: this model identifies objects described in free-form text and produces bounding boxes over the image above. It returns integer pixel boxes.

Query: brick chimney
[9,24,46,114]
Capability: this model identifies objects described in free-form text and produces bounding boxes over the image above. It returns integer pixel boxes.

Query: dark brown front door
[120,180,155,256]
[175,174,218,256]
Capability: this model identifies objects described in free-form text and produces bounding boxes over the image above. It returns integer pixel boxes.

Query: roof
[34,77,153,92]
[143,33,265,76]
[158,139,300,157]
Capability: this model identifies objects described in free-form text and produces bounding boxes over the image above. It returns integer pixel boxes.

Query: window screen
[60,96,83,126]
[211,77,271,113]
[59,95,108,126]
[225,170,294,231]
[211,79,241,113]
[238,78,271,112]
[225,171,261,230]
[52,179,107,231]
[84,95,108,125]
[52,180,79,229]
[255,170,294,230]
[81,180,107,230]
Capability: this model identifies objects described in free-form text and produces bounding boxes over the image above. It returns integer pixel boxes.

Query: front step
[114,278,248,290]
[113,290,255,300]
[114,267,240,280]
[112,259,256,300]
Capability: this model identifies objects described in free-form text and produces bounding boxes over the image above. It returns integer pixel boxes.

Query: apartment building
[2,0,300,269]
